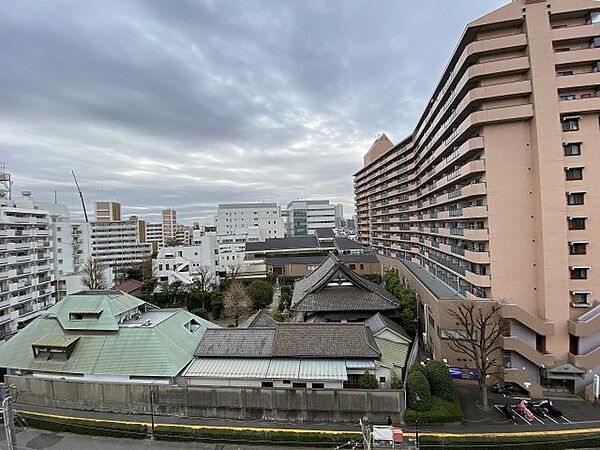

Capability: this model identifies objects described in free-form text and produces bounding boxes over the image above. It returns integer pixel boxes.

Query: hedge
[425,360,456,401]
[15,413,148,439]
[406,370,432,411]
[153,425,360,447]
[404,396,463,424]
[418,433,600,450]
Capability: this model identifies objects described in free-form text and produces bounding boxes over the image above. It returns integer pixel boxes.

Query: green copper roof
[374,337,409,369]
[0,291,219,378]
[33,335,80,348]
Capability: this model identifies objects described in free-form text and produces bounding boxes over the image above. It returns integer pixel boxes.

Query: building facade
[216,203,284,238]
[286,200,336,236]
[94,201,121,222]
[162,209,177,243]
[354,0,600,395]
[0,193,55,338]
[153,235,219,285]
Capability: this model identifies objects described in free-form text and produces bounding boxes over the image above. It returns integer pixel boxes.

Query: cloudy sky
[1,0,506,224]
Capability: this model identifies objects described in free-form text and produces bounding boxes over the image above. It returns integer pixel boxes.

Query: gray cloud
[0,0,506,224]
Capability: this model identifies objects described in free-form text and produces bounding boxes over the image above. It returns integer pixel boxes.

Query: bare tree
[446,300,502,411]
[164,237,179,247]
[192,265,215,293]
[140,255,154,280]
[81,258,107,290]
[226,264,241,281]
[224,280,251,327]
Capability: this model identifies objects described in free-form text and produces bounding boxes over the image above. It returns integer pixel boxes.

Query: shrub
[391,373,403,390]
[359,372,379,389]
[425,360,456,401]
[406,370,431,411]
[404,396,463,424]
[408,362,428,377]
[15,414,147,439]
[362,273,382,284]
[153,425,359,447]
[246,280,273,310]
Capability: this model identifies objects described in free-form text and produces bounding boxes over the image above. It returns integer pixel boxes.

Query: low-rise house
[184,323,381,389]
[111,279,143,296]
[290,254,400,323]
[240,310,278,328]
[364,313,411,387]
[0,290,217,384]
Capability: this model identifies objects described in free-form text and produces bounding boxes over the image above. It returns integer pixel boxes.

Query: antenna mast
[71,171,89,223]
[0,163,12,200]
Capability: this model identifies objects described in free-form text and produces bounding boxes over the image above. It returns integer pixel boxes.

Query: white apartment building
[216,203,283,277]
[90,214,152,280]
[153,234,219,286]
[0,193,55,339]
[286,200,336,236]
[216,203,284,239]
[146,222,163,250]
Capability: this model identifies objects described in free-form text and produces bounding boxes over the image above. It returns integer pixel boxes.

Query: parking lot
[493,400,573,426]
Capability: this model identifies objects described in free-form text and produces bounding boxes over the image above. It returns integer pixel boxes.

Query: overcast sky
[1,0,506,224]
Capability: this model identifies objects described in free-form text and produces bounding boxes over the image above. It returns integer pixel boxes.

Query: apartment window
[555,47,570,53]
[567,192,585,205]
[568,217,587,230]
[569,242,588,255]
[311,383,325,389]
[562,118,580,131]
[560,95,576,101]
[570,267,589,280]
[570,291,590,306]
[261,382,273,388]
[557,70,574,77]
[566,167,584,180]
[564,143,582,156]
[292,382,307,388]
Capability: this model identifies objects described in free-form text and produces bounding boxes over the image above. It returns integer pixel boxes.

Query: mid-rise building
[286,200,336,236]
[94,201,121,222]
[154,234,219,285]
[0,192,55,338]
[90,212,152,280]
[216,203,284,238]
[354,0,600,396]
[335,203,344,228]
[146,222,163,251]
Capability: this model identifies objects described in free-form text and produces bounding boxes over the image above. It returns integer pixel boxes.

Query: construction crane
[71,171,89,223]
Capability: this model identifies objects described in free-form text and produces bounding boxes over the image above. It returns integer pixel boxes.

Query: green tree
[137,278,158,302]
[391,373,404,390]
[359,372,379,390]
[246,280,273,310]
[384,270,417,336]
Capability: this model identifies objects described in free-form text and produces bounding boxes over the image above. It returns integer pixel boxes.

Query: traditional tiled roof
[315,228,335,239]
[193,323,380,359]
[291,254,399,313]
[364,313,411,341]
[240,310,278,328]
[334,237,364,250]
[0,292,218,378]
[195,328,276,358]
[246,236,322,252]
[266,253,378,266]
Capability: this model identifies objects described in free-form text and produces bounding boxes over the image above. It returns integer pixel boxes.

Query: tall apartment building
[335,203,344,228]
[355,0,600,395]
[286,200,336,236]
[0,192,55,338]
[146,222,163,251]
[162,209,177,242]
[91,202,151,280]
[94,201,121,221]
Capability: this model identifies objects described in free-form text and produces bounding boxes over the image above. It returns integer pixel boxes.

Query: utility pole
[149,387,155,440]
[3,396,16,450]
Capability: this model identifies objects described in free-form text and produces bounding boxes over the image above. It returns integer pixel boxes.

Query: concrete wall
[6,376,405,424]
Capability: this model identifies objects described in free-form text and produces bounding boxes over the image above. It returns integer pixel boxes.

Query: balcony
[559,95,600,115]
[556,71,600,90]
[502,336,554,368]
[501,302,554,336]
[552,24,600,42]
[465,271,491,288]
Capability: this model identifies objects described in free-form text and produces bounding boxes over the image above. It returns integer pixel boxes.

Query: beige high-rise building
[94,201,121,222]
[162,209,177,242]
[355,0,600,396]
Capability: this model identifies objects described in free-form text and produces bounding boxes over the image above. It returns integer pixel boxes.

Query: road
[1,428,325,450]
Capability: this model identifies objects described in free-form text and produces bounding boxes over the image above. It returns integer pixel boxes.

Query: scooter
[492,382,514,395]
[536,399,563,418]
[500,402,516,422]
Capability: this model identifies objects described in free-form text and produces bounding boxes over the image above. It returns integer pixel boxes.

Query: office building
[154,234,219,285]
[335,203,344,228]
[216,203,284,238]
[286,200,336,236]
[354,0,600,395]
